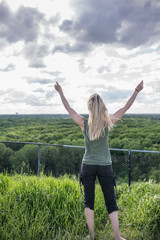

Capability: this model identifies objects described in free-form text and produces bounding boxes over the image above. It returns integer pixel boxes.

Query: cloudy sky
[0,0,160,115]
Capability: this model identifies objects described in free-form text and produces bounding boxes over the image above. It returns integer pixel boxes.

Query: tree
[0,143,13,173]
[9,145,38,174]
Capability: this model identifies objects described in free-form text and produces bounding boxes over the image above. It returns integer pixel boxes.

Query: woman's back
[82,119,112,165]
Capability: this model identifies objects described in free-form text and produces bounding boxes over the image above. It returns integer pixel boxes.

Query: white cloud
[59,0,160,49]
[0,0,160,114]
[0,63,15,72]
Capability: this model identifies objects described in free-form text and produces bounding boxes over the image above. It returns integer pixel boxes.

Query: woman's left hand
[54,82,62,93]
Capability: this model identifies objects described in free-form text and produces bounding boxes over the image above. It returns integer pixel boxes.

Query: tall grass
[0,173,160,240]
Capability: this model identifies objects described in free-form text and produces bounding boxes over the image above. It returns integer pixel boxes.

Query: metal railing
[0,141,85,178]
[0,140,160,186]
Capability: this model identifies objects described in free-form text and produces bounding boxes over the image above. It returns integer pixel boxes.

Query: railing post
[128,150,131,187]
[38,144,41,177]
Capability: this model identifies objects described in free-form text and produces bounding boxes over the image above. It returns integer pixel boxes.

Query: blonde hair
[87,93,113,141]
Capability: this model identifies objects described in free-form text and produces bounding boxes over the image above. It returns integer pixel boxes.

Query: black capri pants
[80,164,118,214]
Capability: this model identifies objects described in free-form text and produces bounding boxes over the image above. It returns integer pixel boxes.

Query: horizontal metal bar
[130,149,160,154]
[0,141,160,153]
[109,148,129,152]
[0,141,85,148]
[109,148,160,154]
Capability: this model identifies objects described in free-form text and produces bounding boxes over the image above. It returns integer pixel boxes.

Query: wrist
[58,89,63,94]
[135,88,139,93]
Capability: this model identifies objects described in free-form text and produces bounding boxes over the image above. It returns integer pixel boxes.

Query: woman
[54,80,144,240]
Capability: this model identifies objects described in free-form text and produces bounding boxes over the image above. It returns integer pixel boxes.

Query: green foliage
[109,114,160,151]
[0,174,85,240]
[0,114,160,182]
[0,143,13,172]
[149,166,160,183]
[117,181,160,240]
[0,174,159,240]
[9,145,38,174]
[0,114,160,151]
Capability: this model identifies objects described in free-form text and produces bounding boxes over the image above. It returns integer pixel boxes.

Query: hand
[54,82,62,93]
[135,80,144,92]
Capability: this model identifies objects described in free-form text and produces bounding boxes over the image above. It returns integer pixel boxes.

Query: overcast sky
[0,0,160,115]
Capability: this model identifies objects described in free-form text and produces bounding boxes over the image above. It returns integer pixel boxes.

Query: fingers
[54,81,59,88]
[54,81,62,92]
[135,80,143,93]
[141,80,144,88]
[54,82,58,90]
[137,80,144,92]
[55,81,60,87]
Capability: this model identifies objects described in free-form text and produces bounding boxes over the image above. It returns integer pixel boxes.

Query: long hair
[87,93,113,141]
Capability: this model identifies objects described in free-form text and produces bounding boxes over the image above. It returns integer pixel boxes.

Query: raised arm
[111,80,144,124]
[54,82,85,130]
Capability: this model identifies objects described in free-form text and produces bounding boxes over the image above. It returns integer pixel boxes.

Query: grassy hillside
[0,173,160,240]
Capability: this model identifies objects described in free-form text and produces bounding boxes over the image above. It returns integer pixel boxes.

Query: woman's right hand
[135,80,144,92]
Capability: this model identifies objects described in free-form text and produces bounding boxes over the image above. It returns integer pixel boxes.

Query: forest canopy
[0,114,160,182]
[0,114,159,151]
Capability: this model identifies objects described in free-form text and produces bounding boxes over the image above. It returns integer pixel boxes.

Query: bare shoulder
[110,114,119,124]
[72,113,85,130]
[79,115,85,131]
[110,107,126,124]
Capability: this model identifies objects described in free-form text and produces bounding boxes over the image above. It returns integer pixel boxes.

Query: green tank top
[82,119,112,165]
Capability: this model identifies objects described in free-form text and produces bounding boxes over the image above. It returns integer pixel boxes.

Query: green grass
[0,173,160,240]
